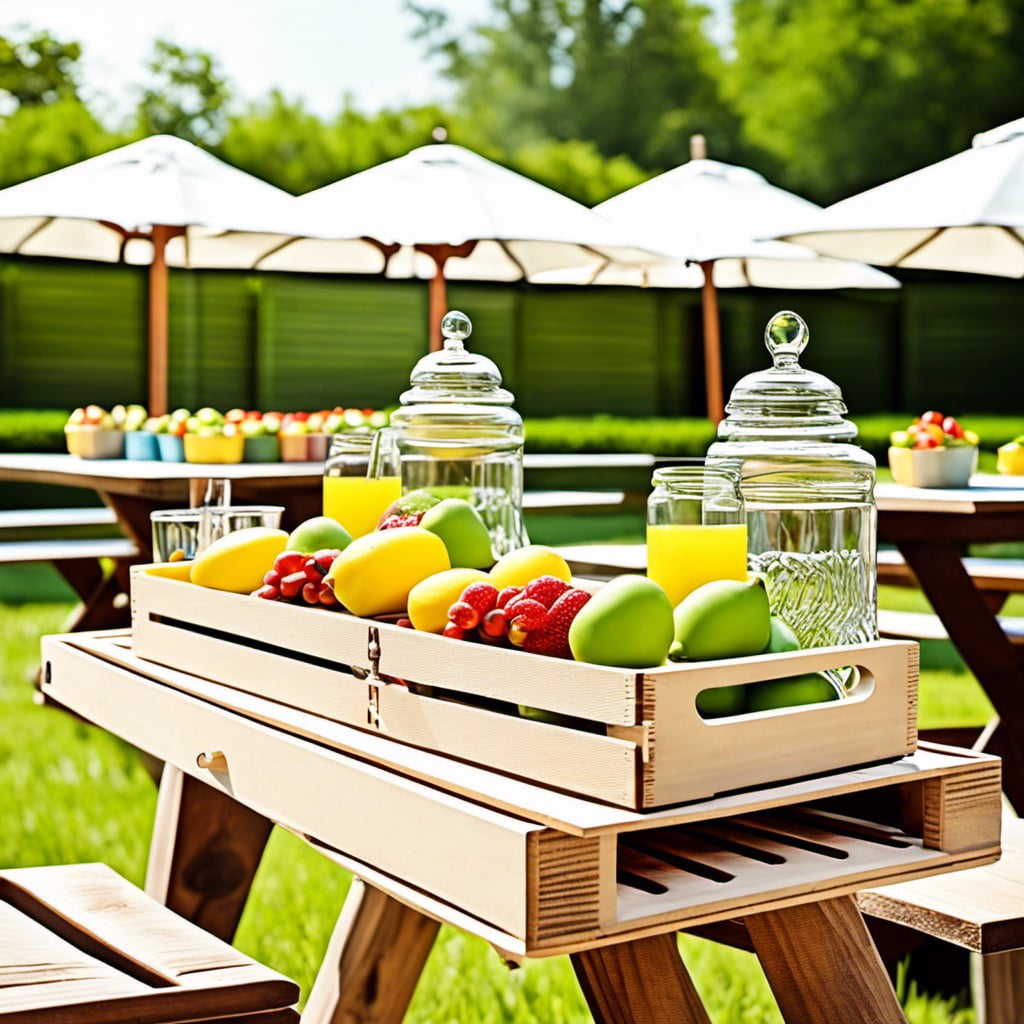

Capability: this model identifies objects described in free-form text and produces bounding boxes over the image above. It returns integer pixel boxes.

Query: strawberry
[460,581,499,617]
[521,588,591,659]
[524,575,572,608]
[443,622,466,640]
[479,607,507,638]
[496,585,523,609]
[506,598,549,632]
[377,513,422,530]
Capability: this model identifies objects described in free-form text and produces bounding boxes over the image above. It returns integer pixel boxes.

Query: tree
[0,29,81,113]
[728,0,1024,204]
[409,0,744,172]
[137,40,231,145]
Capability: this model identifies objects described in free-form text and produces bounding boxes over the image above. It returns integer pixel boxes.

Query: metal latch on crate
[351,626,388,730]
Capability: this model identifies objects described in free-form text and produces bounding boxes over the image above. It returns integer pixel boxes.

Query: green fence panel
[0,259,146,409]
[901,280,1024,415]
[446,283,521,395]
[516,287,663,417]
[255,275,425,411]
[168,269,255,412]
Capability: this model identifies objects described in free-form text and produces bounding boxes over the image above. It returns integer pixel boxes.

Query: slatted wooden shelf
[41,631,1000,961]
[0,862,299,1023]
[128,564,919,810]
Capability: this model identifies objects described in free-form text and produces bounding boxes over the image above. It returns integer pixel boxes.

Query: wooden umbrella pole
[698,260,725,425]
[148,224,174,416]
[417,241,478,351]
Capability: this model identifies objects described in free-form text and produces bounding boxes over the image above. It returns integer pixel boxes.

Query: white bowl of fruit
[888,411,979,488]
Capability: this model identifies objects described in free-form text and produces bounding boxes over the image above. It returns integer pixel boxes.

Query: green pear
[746,673,840,713]
[287,516,353,555]
[764,616,801,654]
[419,498,494,569]
[695,684,746,719]
[669,577,771,662]
[568,575,674,668]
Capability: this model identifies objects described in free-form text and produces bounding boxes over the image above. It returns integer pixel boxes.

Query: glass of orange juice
[646,464,747,608]
[323,430,402,538]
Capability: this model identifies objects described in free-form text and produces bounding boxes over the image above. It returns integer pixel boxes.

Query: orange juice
[323,475,402,538]
[646,523,748,608]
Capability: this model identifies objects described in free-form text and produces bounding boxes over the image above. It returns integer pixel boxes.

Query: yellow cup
[183,433,244,464]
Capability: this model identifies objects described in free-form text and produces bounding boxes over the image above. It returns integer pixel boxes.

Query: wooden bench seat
[878,549,1024,594]
[0,507,119,531]
[0,537,139,564]
[859,817,1024,1024]
[878,608,1024,645]
[0,861,299,1023]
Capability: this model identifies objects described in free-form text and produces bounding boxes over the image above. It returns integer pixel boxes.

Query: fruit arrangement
[888,410,979,450]
[888,410,980,488]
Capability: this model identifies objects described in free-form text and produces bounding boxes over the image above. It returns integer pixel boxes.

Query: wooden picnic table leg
[897,540,1024,813]
[747,894,907,1024]
[302,878,440,1024]
[571,932,712,1024]
[145,763,272,943]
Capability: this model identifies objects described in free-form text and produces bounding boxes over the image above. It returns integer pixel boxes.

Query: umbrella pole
[148,225,172,416]
[698,260,725,425]
[429,260,448,352]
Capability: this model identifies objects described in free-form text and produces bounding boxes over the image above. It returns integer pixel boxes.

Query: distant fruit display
[997,435,1024,475]
[64,405,389,461]
[888,410,979,450]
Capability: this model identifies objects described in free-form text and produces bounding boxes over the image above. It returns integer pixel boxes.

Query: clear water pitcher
[706,311,877,648]
[389,310,528,558]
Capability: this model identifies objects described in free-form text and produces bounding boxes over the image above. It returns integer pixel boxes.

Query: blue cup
[125,432,160,460]
[156,434,186,462]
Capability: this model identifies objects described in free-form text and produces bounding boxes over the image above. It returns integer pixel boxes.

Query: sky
[0,0,494,119]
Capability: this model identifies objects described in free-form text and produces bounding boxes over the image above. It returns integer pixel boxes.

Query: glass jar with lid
[389,309,528,558]
[706,310,877,648]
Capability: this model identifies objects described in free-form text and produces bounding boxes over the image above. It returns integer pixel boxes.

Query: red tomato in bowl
[920,410,945,426]
[943,416,965,439]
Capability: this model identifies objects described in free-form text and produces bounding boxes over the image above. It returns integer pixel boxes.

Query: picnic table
[40,622,1001,1024]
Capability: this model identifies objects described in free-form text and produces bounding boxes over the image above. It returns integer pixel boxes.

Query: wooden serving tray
[129,564,919,810]
[41,631,999,961]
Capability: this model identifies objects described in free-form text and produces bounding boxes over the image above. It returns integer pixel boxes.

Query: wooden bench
[878,549,1024,595]
[0,861,299,1022]
[859,817,1024,1024]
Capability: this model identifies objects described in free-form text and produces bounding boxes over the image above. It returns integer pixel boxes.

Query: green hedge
[2,410,1023,463]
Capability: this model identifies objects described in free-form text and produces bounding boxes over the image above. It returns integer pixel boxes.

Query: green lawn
[2,588,982,1022]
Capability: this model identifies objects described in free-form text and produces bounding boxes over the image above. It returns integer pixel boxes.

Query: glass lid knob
[765,310,808,368]
[441,309,472,350]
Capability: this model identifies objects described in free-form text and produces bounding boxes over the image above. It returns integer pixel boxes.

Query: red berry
[942,416,964,439]
[521,588,591,659]
[480,607,507,638]
[255,584,279,600]
[263,569,281,587]
[496,586,523,609]
[524,575,571,608]
[460,581,499,616]
[280,570,307,599]
[920,410,944,426]
[396,617,414,629]
[274,550,307,575]
[304,558,324,582]
[317,583,337,606]
[378,513,422,530]
[507,598,549,631]
[443,622,466,640]
[302,581,321,604]
[315,548,340,572]
[448,601,480,629]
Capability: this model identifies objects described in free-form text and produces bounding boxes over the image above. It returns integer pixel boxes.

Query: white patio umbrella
[227,142,671,350]
[775,117,1024,277]
[0,135,358,414]
[561,138,898,422]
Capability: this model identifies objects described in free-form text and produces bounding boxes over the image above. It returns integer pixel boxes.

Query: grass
[0,575,989,1021]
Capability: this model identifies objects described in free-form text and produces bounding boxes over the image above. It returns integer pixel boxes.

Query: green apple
[240,417,267,437]
[288,515,353,555]
[419,498,494,569]
[568,575,674,668]
[669,578,771,662]
[746,673,840,713]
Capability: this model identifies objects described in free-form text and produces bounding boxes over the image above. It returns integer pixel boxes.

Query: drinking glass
[198,505,284,553]
[322,429,402,538]
[646,463,747,608]
[151,508,203,562]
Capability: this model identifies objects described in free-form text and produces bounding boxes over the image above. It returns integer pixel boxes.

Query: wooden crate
[38,631,999,962]
[130,564,919,810]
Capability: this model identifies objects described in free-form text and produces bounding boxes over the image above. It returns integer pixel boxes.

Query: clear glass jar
[322,430,402,538]
[706,311,877,648]
[388,310,527,557]
[646,463,746,608]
